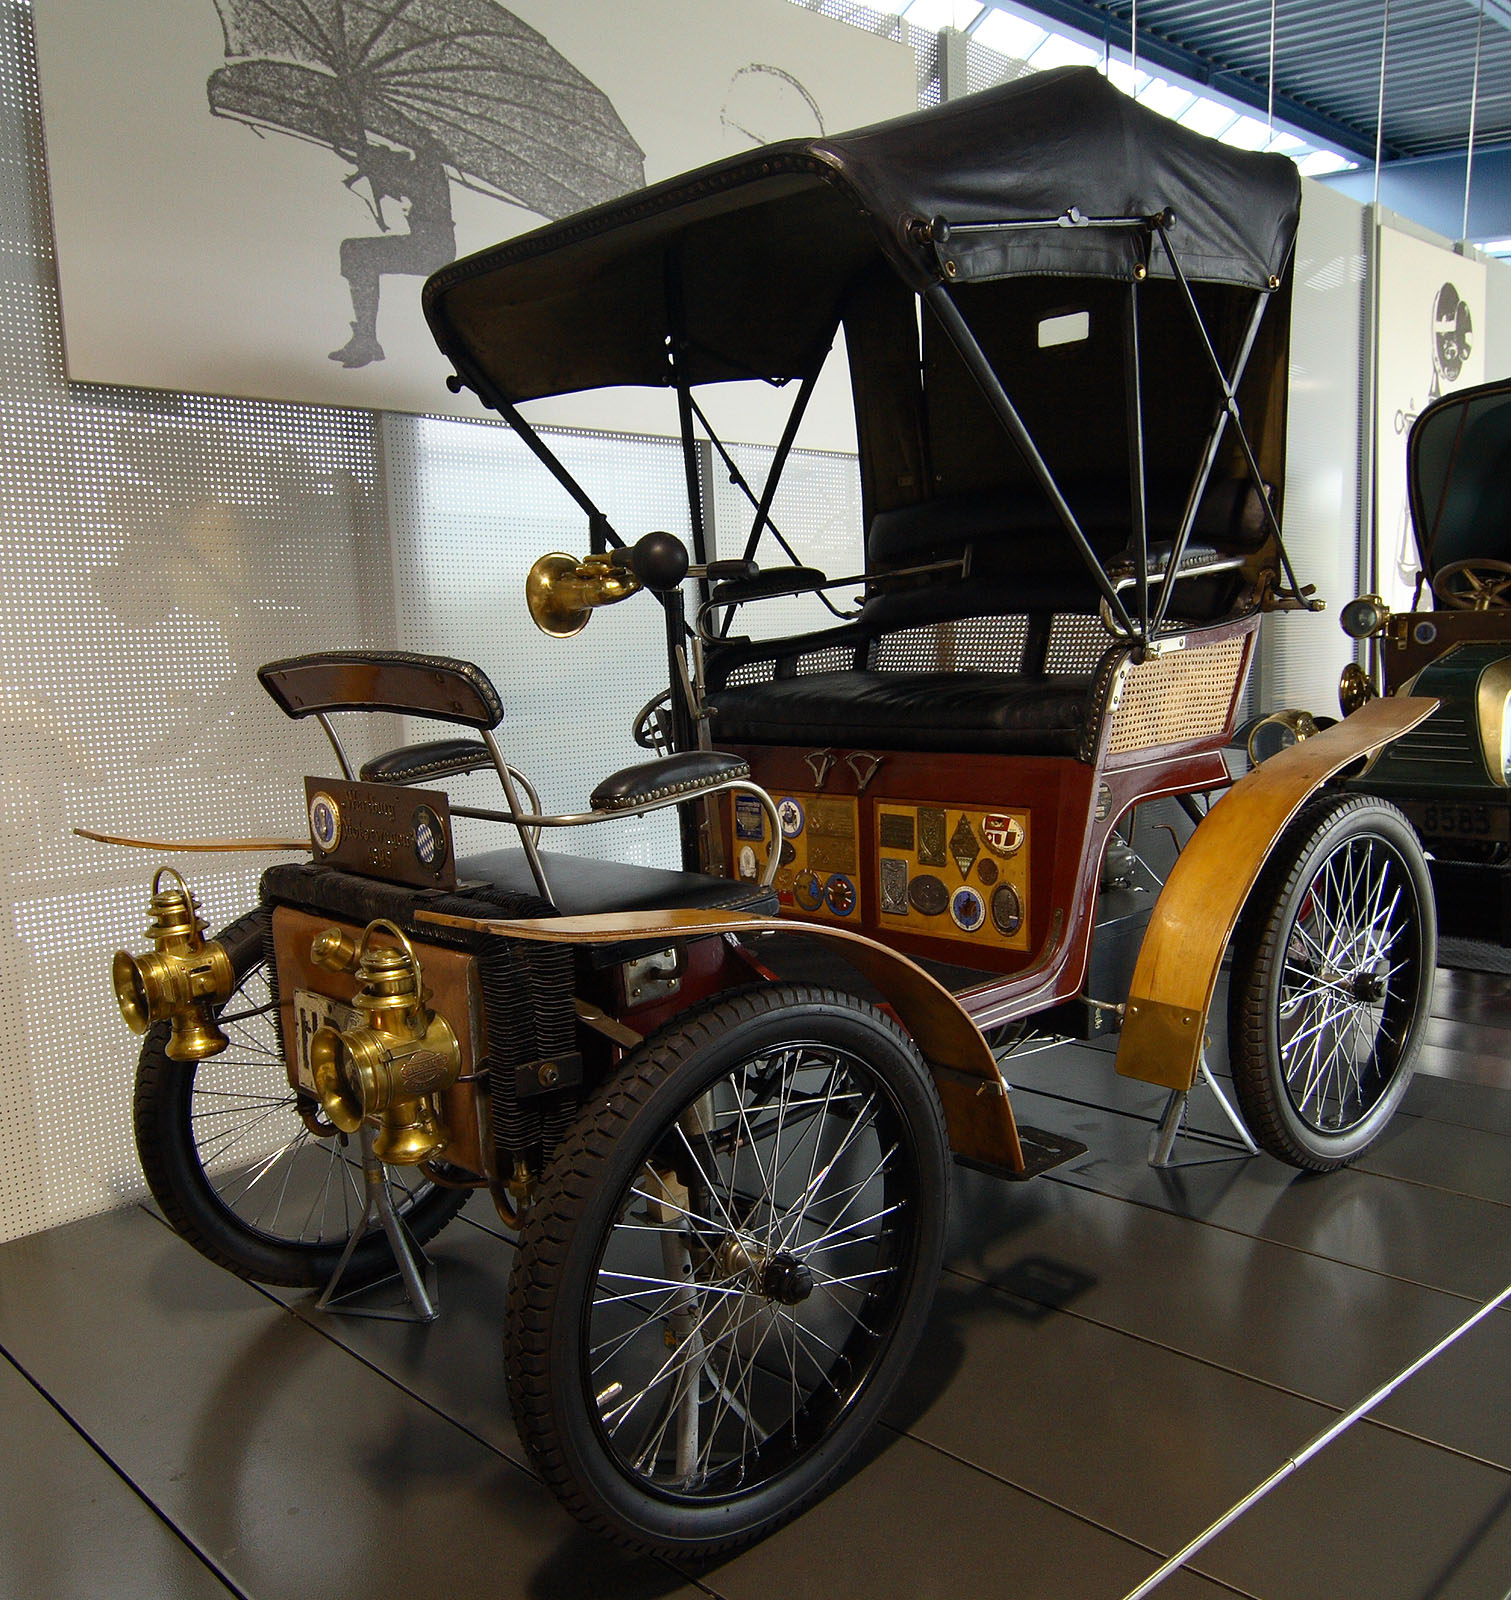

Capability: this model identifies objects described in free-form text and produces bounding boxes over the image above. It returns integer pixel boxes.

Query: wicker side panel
[1107,636,1247,756]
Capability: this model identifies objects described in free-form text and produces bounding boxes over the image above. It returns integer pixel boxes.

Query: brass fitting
[111,868,234,1061]
[308,919,460,1165]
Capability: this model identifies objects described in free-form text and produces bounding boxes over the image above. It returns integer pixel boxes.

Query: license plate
[1401,800,1511,843]
[292,988,359,1094]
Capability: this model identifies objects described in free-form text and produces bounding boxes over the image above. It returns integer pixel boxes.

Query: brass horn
[526,550,641,638]
[525,533,689,638]
[111,868,233,1060]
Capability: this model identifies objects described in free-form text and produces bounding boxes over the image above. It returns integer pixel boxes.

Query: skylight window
[1297,149,1355,177]
[970,9,1048,59]
[1178,96,1241,139]
[1025,32,1100,69]
[898,0,984,27]
[789,0,1366,182]
[1136,77,1198,120]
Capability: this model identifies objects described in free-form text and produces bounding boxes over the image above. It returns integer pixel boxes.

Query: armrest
[360,738,494,786]
[590,751,751,812]
[710,567,828,604]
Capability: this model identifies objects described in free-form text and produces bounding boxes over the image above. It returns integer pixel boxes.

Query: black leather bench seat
[707,670,1094,756]
[458,848,778,918]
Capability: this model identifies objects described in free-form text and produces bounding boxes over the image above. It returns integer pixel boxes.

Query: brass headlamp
[307,919,461,1165]
[111,868,233,1061]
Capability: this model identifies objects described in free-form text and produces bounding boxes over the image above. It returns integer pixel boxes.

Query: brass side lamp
[307,918,461,1165]
[111,868,233,1061]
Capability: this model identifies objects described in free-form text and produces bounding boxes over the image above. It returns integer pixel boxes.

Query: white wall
[1485,254,1511,380]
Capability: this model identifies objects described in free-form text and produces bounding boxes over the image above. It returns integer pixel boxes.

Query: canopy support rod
[739,358,825,566]
[1150,226,1310,629]
[924,283,1139,640]
[680,369,849,633]
[457,368,623,553]
[665,259,710,577]
[1124,280,1150,641]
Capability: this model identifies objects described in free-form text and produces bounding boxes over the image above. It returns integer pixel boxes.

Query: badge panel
[731,791,862,922]
[303,776,457,890]
[875,802,1030,951]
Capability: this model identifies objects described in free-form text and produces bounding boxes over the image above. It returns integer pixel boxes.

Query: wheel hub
[716,1236,814,1304]
[761,1253,815,1306]
[1350,971,1387,1003]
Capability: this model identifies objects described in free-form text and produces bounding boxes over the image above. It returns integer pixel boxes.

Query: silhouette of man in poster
[328,132,456,368]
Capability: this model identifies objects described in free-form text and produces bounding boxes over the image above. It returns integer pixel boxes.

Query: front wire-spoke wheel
[506,984,948,1560]
[1229,794,1435,1170]
[133,908,466,1286]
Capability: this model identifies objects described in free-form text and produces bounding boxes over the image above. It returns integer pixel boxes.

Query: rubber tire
[134,908,466,1287]
[1227,793,1436,1171]
[505,984,949,1561]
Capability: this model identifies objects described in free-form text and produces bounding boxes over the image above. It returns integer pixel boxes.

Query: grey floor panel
[0,1208,701,1600]
[0,1354,235,1600]
[1402,1071,1511,1136]
[1198,1422,1511,1600]
[1354,1109,1511,1204]
[264,1208,524,1468]
[1010,1088,1511,1301]
[704,1428,1238,1600]
[943,1168,1505,1452]
[885,1267,1511,1600]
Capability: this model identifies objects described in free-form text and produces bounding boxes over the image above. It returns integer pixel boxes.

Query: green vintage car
[1340,375,1511,937]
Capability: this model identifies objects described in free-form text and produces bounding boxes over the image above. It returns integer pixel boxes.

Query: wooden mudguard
[416,906,1026,1173]
[1114,695,1440,1092]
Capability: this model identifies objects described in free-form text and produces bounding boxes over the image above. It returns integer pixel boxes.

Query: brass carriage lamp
[111,868,234,1060]
[307,918,461,1165]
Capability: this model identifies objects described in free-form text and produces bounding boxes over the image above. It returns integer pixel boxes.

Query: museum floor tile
[3,966,1509,1600]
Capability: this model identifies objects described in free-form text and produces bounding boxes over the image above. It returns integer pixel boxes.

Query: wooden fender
[416,905,1025,1173]
[1115,695,1439,1092]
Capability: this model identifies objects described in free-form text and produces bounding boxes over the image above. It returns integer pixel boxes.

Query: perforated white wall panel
[0,2,404,1239]
[381,411,687,868]
[0,1,868,1241]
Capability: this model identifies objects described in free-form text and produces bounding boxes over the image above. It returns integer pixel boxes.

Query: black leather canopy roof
[423,66,1301,404]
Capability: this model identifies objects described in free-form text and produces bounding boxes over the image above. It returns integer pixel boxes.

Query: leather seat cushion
[707,670,1092,756]
[457,848,778,918]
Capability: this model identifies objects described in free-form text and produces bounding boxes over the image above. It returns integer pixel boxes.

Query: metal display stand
[1148,1048,1260,1167]
[314,1127,439,1323]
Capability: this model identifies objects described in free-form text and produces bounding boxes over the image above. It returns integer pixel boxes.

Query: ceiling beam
[987,0,1403,160]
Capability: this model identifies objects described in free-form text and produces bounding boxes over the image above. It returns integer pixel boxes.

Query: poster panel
[31,0,914,437]
[1375,223,1485,611]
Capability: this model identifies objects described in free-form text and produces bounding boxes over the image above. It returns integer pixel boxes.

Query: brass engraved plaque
[917,807,947,867]
[880,857,909,915]
[879,811,916,851]
[950,814,980,879]
[806,796,857,874]
[304,777,456,890]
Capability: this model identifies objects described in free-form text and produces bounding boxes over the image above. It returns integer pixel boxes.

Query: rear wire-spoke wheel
[506,984,949,1560]
[133,908,466,1287]
[1229,794,1435,1170]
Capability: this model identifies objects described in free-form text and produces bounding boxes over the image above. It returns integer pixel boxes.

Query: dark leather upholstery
[707,670,1093,755]
[360,738,493,785]
[590,751,751,811]
[458,848,779,918]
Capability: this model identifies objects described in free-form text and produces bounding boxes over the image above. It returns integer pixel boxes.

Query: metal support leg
[314,1126,439,1322]
[1148,1047,1260,1167]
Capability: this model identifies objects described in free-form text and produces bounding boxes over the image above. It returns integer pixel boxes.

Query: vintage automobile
[94,68,1441,1560]
[1333,375,1511,939]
